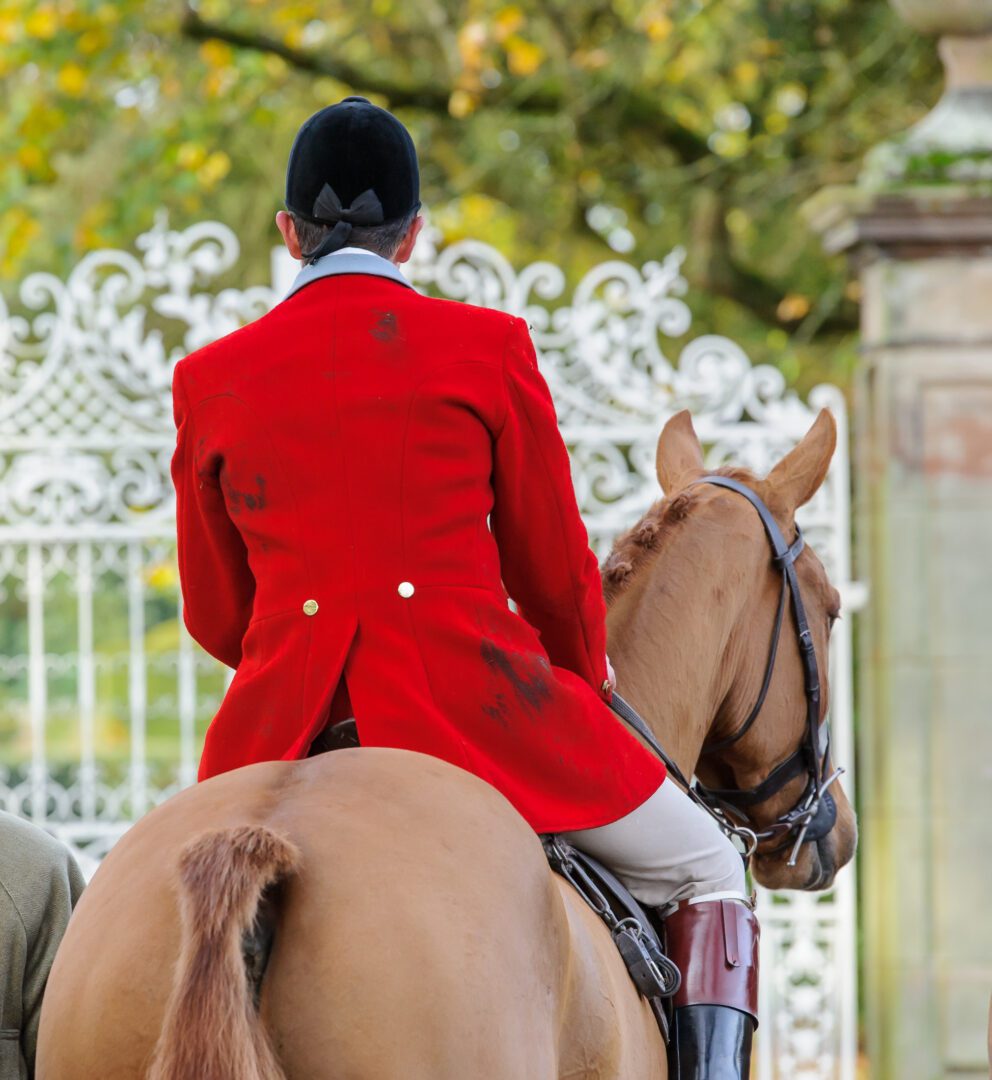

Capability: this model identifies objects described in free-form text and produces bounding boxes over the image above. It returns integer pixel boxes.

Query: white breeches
[560,778,747,909]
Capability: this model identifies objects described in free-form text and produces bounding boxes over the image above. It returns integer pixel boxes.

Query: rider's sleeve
[491,316,610,697]
[170,361,255,670]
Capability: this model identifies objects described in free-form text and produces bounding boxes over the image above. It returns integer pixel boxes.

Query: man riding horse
[171,97,758,1076]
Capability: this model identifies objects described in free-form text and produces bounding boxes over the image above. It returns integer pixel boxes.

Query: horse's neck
[606,569,736,780]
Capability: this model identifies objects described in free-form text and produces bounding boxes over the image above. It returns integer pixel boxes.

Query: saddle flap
[542,835,682,1012]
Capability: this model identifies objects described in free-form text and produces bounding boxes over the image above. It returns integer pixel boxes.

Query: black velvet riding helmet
[285,96,421,264]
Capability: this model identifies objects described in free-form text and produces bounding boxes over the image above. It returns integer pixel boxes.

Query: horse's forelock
[602,465,758,602]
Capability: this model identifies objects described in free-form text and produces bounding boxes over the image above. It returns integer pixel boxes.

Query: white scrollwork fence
[0,216,859,1079]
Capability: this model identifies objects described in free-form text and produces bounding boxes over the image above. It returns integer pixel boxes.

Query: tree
[0,0,940,389]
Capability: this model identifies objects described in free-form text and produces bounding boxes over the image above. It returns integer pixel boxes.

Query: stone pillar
[809,3,992,1076]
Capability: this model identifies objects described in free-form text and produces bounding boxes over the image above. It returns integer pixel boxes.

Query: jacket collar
[284,246,415,300]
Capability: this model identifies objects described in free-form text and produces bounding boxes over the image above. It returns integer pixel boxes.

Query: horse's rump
[39,750,654,1079]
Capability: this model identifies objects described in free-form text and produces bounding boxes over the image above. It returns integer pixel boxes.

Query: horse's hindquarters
[259,765,569,1078]
[37,750,570,1080]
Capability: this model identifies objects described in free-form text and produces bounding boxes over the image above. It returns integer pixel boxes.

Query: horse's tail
[147,825,302,1080]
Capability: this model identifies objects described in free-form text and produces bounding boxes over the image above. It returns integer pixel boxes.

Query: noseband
[611,475,844,868]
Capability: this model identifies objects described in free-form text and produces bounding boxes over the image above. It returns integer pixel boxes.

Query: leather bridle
[610,474,844,869]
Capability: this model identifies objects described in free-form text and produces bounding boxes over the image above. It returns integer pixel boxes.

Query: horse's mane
[602,465,758,602]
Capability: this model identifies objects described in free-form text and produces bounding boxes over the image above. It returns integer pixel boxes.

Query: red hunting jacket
[170,248,665,833]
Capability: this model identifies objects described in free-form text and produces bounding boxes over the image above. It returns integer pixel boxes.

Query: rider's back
[172,273,663,833]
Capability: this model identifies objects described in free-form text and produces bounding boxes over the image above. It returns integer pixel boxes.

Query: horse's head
[603,409,857,892]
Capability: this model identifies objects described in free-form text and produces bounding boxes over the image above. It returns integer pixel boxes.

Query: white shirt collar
[329,246,389,258]
[284,246,414,301]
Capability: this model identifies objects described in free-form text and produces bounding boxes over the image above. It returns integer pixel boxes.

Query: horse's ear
[656,410,705,495]
[764,409,837,515]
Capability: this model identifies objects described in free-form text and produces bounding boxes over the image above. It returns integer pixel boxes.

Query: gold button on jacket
[303,599,319,615]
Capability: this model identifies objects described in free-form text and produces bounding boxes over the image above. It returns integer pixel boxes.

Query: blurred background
[0,0,941,394]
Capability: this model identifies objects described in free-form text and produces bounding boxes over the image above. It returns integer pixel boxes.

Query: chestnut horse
[37,409,857,1080]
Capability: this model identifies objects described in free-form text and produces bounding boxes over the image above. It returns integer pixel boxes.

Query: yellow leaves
[283,24,305,49]
[459,15,543,81]
[709,131,747,159]
[765,112,788,135]
[146,563,178,591]
[197,150,232,190]
[448,89,479,119]
[0,11,20,45]
[16,144,55,182]
[177,142,207,170]
[24,5,58,40]
[572,48,609,71]
[433,194,516,250]
[461,193,502,220]
[178,145,231,189]
[19,101,62,139]
[458,20,487,71]
[264,55,288,78]
[492,6,524,42]
[669,98,704,132]
[74,203,111,252]
[663,44,705,84]
[204,68,238,99]
[644,15,673,42]
[17,145,44,172]
[734,61,760,93]
[505,35,544,77]
[636,3,673,42]
[777,293,811,322]
[62,8,87,33]
[79,28,109,55]
[199,40,234,68]
[197,39,239,97]
[1,208,41,277]
[57,63,87,98]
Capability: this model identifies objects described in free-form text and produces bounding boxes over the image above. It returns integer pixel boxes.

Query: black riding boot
[669,1003,754,1078]
[662,897,759,1080]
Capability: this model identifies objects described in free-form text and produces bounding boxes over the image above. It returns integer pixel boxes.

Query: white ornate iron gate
[0,218,859,1078]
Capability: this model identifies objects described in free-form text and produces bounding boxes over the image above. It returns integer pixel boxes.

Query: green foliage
[0,0,942,390]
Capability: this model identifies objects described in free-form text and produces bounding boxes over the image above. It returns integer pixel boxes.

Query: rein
[611,474,844,869]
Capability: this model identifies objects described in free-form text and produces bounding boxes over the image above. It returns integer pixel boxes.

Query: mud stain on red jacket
[480,638,552,712]
[220,471,267,515]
